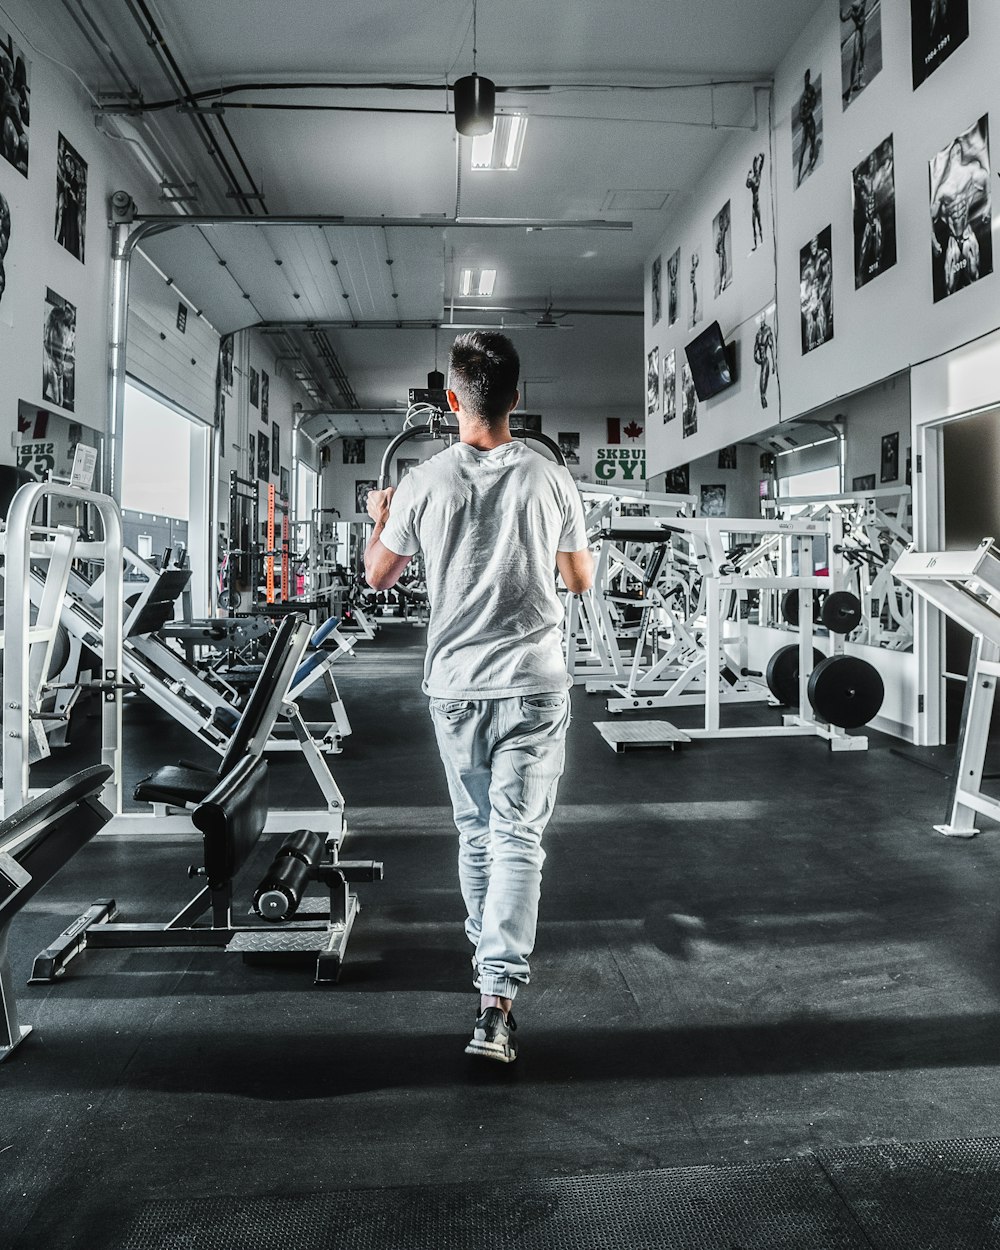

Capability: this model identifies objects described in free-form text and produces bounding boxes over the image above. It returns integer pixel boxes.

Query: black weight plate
[765,643,823,706]
[807,654,884,728]
[821,590,863,635]
[780,590,799,626]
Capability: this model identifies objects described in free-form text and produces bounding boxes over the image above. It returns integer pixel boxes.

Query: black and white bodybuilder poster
[929,115,991,303]
[662,349,676,423]
[650,254,661,326]
[911,0,968,88]
[852,135,897,288]
[840,0,883,109]
[0,22,30,177]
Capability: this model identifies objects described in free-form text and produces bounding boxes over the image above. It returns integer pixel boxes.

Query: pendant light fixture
[454,0,495,137]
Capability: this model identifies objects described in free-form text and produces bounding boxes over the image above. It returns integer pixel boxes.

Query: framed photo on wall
[355,479,376,515]
[54,131,88,263]
[0,21,30,178]
[249,367,259,408]
[853,136,897,289]
[651,254,662,326]
[929,116,991,303]
[700,484,727,517]
[646,348,659,416]
[880,431,899,483]
[342,437,365,464]
[42,288,76,412]
[841,0,883,109]
[55,134,87,263]
[664,463,690,494]
[911,0,968,88]
[792,68,823,188]
[800,225,834,353]
[271,424,280,474]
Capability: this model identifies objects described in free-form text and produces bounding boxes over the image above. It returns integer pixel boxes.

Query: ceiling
[22,0,823,438]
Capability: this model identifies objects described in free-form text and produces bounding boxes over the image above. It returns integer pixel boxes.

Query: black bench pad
[133,765,216,807]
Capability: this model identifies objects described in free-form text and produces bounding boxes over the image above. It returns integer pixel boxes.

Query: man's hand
[366,486,395,525]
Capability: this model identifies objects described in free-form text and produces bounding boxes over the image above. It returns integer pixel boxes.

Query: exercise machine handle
[378,419,566,490]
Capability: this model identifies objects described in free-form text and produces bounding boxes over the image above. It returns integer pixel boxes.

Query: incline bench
[137,613,351,840]
[0,765,113,1062]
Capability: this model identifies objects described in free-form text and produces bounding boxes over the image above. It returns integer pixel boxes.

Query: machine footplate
[226,927,344,954]
[594,720,691,753]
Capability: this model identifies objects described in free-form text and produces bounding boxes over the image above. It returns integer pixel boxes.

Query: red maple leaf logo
[623,421,644,440]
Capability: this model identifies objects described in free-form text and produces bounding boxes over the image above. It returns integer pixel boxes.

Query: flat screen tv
[684,320,735,401]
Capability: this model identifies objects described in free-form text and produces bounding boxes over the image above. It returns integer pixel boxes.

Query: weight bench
[32,753,381,983]
[134,613,350,841]
[0,765,113,1061]
[212,615,353,753]
[134,613,311,811]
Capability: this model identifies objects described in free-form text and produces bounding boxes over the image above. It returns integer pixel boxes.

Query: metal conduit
[122,0,265,215]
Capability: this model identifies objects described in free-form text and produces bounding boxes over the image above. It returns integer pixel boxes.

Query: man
[796,69,820,187]
[746,152,765,250]
[364,331,593,1063]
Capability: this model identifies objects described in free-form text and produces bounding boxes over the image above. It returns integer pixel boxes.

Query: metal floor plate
[819,1136,1000,1248]
[594,719,691,753]
[226,927,342,953]
[105,1137,1000,1250]
[108,1157,865,1250]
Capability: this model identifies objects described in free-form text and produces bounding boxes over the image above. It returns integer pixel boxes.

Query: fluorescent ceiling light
[471,113,528,171]
[459,267,497,297]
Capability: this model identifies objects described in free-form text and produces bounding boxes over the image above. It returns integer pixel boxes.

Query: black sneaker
[465,1005,517,1063]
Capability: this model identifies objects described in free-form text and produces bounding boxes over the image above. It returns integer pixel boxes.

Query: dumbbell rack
[594,512,870,753]
[894,538,1000,837]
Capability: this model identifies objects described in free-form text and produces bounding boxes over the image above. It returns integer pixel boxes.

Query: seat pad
[134,765,217,807]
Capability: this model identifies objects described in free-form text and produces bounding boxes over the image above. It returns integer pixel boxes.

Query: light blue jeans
[429,691,571,1000]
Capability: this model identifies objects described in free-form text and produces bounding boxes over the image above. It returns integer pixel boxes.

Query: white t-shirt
[380,440,588,698]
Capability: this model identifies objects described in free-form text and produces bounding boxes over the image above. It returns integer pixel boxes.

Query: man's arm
[557,549,595,594]
[364,487,413,590]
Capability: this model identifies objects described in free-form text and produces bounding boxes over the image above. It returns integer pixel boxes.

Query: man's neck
[456,411,514,451]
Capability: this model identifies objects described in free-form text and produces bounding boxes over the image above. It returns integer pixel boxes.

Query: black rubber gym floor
[5,622,1000,1249]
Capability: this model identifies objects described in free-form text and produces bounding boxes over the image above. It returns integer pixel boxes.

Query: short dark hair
[448,331,520,424]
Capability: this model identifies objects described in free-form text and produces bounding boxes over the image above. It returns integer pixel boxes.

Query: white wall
[773,0,1000,418]
[645,0,1000,479]
[0,12,161,456]
[645,93,779,479]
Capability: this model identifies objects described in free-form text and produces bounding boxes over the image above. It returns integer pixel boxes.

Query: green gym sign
[595,447,646,482]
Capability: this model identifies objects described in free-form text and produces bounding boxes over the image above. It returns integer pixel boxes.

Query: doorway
[121,380,213,616]
[942,405,1000,741]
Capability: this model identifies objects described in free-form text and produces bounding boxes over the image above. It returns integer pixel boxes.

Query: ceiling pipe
[128,213,632,231]
[122,0,266,214]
